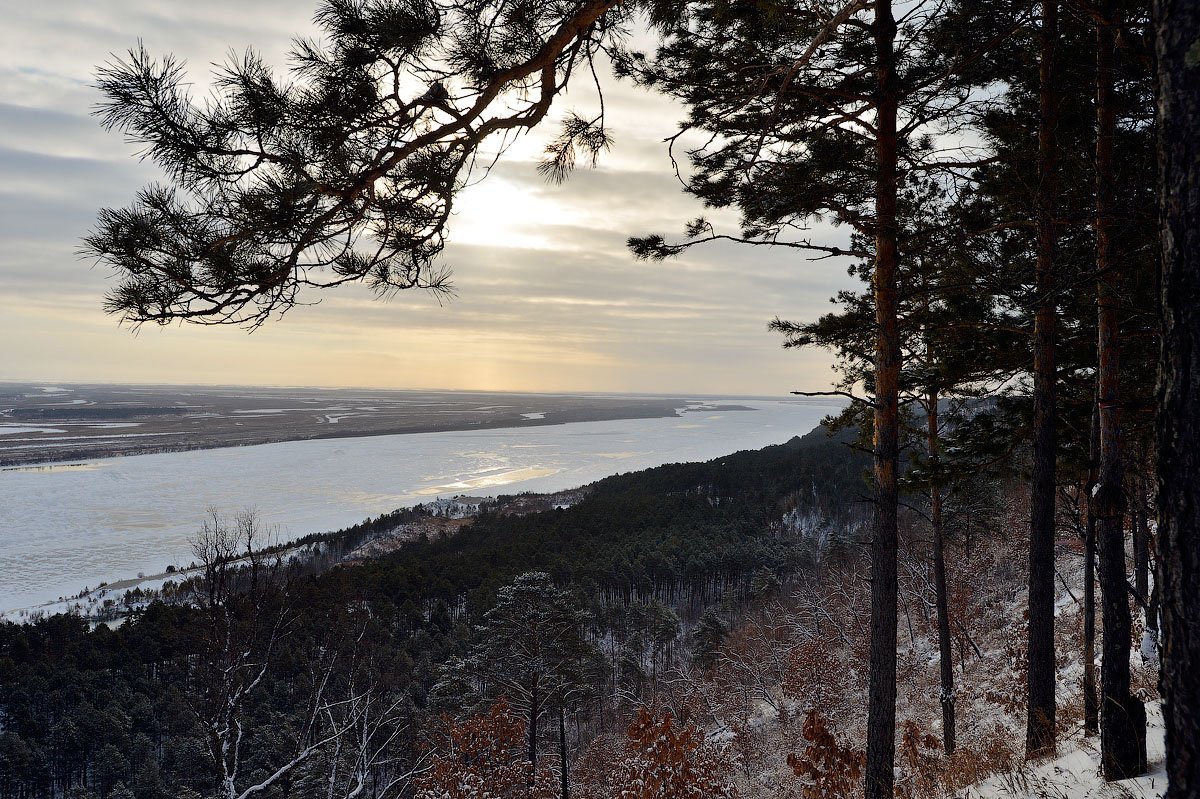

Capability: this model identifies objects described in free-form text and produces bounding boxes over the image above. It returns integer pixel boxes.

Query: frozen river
[0,398,837,614]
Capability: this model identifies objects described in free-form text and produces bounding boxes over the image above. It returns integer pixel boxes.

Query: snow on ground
[964,702,1166,799]
[0,425,67,435]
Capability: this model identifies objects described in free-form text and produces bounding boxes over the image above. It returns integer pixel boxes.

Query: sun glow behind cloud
[451,176,588,251]
[0,2,857,394]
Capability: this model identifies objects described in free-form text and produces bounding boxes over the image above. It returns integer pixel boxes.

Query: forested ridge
[19,0,1196,795]
[0,427,872,799]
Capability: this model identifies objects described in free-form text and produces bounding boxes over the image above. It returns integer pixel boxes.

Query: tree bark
[529,675,540,791]
[929,390,956,754]
[1132,471,1150,612]
[1153,1,1200,796]
[1132,465,1157,661]
[1094,5,1147,777]
[1085,414,1099,736]
[1085,496,1100,737]
[559,705,569,799]
[866,2,900,797]
[1026,0,1060,760]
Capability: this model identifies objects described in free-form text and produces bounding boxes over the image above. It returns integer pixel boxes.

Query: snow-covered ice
[0,399,836,614]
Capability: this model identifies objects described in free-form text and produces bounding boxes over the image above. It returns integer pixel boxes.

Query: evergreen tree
[691,609,728,672]
[623,3,976,793]
[1090,0,1151,777]
[775,180,1017,756]
[83,0,625,326]
[439,572,598,790]
[1152,1,1200,795]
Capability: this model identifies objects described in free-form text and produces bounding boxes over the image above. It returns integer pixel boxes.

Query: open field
[0,382,703,466]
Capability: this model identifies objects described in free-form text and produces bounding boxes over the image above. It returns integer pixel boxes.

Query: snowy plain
[0,398,837,615]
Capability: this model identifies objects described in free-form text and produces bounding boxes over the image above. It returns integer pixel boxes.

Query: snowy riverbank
[1,398,839,614]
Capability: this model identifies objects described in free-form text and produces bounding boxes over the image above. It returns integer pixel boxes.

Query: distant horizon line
[0,378,836,403]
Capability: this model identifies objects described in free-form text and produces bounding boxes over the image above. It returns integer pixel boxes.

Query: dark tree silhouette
[83,0,624,327]
[1091,0,1146,778]
[622,2,981,793]
[437,572,597,791]
[1153,0,1200,795]
[1025,0,1061,759]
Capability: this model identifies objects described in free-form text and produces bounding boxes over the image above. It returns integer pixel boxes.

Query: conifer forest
[2,1,1200,798]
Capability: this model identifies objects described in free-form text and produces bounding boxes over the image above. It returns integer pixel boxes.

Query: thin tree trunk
[1133,466,1157,662]
[1084,483,1099,737]
[1085,405,1100,737]
[928,389,956,754]
[866,1,900,797]
[1132,472,1150,609]
[1152,1,1200,795]
[1142,467,1160,651]
[1026,0,1060,760]
[529,676,540,792]
[559,706,569,799]
[1084,407,1100,737]
[1094,6,1147,776]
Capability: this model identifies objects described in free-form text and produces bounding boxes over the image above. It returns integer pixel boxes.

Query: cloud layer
[0,2,857,394]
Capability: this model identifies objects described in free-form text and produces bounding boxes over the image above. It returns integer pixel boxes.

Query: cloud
[0,2,859,394]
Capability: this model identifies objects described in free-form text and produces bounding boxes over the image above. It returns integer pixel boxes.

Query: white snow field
[964,701,1166,799]
[0,399,837,614]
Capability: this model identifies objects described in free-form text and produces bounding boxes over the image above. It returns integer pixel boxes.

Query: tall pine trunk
[1085,411,1099,736]
[929,389,956,754]
[1094,4,1147,778]
[1026,0,1060,760]
[1084,502,1100,736]
[1152,1,1200,795]
[865,1,901,797]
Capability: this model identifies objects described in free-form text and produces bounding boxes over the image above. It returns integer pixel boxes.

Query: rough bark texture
[929,391,956,754]
[559,706,569,799]
[865,2,900,797]
[1094,4,1148,778]
[1085,415,1099,736]
[1132,473,1151,619]
[1153,1,1200,796]
[1026,0,1059,760]
[1085,500,1099,737]
[529,675,540,790]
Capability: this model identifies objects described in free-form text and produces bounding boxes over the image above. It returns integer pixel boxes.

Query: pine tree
[1091,0,1147,777]
[775,181,1019,756]
[1152,1,1200,794]
[83,0,625,326]
[438,572,598,790]
[624,4,976,793]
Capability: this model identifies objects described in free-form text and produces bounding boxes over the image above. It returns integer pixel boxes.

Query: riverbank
[0,398,839,614]
[1,382,721,466]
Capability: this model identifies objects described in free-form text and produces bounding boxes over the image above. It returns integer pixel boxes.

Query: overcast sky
[0,1,859,395]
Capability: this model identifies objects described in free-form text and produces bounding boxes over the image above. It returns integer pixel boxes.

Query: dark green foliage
[83,0,625,326]
[0,430,865,799]
[691,609,727,671]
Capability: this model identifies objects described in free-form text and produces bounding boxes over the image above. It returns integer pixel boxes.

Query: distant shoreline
[1,382,774,467]
[0,397,838,617]
[1,407,686,468]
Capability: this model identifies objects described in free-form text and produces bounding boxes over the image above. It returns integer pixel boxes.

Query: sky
[0,1,859,395]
